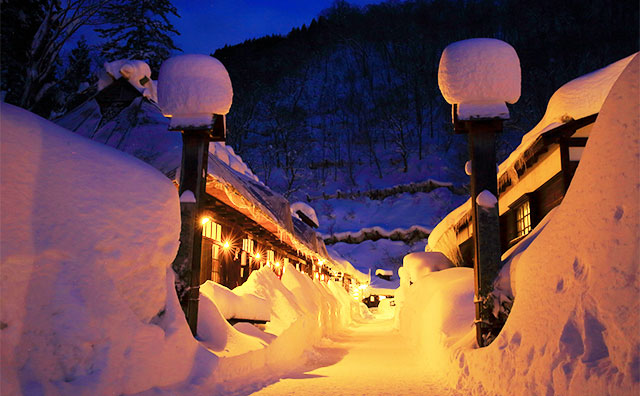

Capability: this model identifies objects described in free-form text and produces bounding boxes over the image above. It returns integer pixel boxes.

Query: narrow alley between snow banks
[227,315,463,396]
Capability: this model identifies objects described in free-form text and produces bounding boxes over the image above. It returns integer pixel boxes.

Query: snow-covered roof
[367,275,399,296]
[54,91,363,281]
[98,59,157,102]
[497,53,636,179]
[326,247,369,284]
[205,153,295,235]
[375,269,393,277]
[428,53,637,254]
[290,201,319,228]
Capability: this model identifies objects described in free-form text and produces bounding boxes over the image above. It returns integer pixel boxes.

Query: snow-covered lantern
[438,38,520,347]
[157,54,233,336]
[158,54,232,140]
[438,38,520,130]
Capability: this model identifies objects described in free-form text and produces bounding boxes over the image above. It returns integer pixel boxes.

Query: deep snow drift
[398,55,639,395]
[0,103,365,396]
[0,102,202,395]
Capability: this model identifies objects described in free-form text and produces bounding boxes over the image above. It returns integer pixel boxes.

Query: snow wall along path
[0,103,363,395]
[453,55,640,395]
[0,103,209,395]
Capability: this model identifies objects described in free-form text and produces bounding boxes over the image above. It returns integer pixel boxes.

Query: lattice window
[516,200,532,238]
[202,220,221,242]
[242,238,254,254]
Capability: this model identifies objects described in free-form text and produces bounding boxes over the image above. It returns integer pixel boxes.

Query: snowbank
[438,38,520,106]
[402,251,454,283]
[0,103,365,395]
[399,55,640,396]
[200,281,270,322]
[191,264,365,392]
[397,267,475,364]
[0,103,209,395]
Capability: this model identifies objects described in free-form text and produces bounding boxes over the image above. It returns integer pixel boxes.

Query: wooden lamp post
[158,54,233,336]
[438,38,521,347]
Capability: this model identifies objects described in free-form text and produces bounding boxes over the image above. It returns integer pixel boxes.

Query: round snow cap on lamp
[438,38,520,120]
[158,54,233,131]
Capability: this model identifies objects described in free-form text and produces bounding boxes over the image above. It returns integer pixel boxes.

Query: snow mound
[0,103,209,395]
[438,38,520,106]
[398,267,475,363]
[98,59,157,102]
[403,252,454,283]
[197,287,268,357]
[158,54,233,128]
[291,201,320,227]
[200,281,270,322]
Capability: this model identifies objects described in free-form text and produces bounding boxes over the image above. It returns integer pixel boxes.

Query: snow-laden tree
[96,0,181,74]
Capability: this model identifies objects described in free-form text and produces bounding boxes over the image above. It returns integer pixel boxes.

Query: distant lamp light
[314,273,319,280]
[201,217,211,225]
[275,261,281,268]
[255,252,261,260]
[223,241,230,250]
[318,259,324,266]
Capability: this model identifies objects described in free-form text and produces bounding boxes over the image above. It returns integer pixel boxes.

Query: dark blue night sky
[171,0,382,54]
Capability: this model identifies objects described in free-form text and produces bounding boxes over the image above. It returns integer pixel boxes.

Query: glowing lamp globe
[438,38,520,121]
[158,54,232,137]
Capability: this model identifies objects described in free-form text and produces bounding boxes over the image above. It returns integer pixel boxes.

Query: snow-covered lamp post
[438,38,520,347]
[159,54,233,336]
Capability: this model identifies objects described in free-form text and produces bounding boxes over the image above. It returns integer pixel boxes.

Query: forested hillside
[216,0,637,198]
[211,0,637,272]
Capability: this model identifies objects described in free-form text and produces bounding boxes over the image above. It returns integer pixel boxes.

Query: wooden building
[427,54,635,266]
[55,70,368,295]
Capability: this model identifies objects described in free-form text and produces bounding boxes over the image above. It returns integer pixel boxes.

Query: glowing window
[203,220,221,242]
[267,250,275,263]
[516,201,532,238]
[242,238,254,254]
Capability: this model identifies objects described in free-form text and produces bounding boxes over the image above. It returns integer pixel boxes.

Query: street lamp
[159,54,232,336]
[438,38,520,347]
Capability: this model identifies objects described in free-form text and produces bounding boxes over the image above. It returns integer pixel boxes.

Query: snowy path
[242,316,462,396]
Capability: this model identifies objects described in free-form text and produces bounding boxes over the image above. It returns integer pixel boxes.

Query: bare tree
[18,0,107,111]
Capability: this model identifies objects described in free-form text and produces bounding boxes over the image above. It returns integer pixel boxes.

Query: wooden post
[463,119,503,347]
[172,129,211,336]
